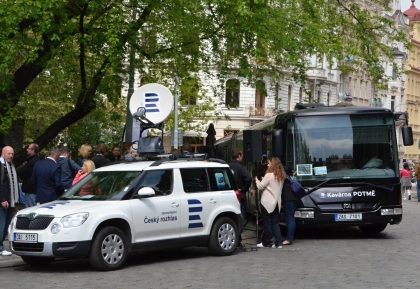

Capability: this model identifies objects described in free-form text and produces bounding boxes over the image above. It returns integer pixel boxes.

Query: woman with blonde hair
[72,160,95,185]
[78,144,92,166]
[254,157,286,248]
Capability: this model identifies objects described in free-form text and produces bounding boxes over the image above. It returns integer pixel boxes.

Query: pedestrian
[77,144,92,166]
[254,157,286,249]
[0,146,19,256]
[57,147,81,192]
[72,160,95,185]
[228,149,252,248]
[281,169,299,245]
[16,143,40,207]
[90,143,110,169]
[401,162,412,201]
[31,147,64,204]
[182,142,192,153]
[108,146,121,162]
[415,156,420,202]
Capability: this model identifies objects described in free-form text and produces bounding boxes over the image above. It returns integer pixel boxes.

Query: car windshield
[60,171,141,200]
[284,114,398,181]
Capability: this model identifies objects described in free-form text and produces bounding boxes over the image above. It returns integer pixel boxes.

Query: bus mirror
[272,129,283,157]
[402,126,413,146]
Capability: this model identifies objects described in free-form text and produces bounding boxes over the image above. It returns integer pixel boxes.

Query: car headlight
[60,213,89,228]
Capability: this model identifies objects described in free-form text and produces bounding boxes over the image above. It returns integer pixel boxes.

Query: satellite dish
[129,83,174,124]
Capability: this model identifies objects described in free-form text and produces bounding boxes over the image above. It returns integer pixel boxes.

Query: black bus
[214,104,413,233]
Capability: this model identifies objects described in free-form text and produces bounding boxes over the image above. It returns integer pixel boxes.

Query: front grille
[12,242,44,252]
[16,216,54,230]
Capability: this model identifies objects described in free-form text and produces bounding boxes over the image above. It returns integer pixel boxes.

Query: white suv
[9,157,243,271]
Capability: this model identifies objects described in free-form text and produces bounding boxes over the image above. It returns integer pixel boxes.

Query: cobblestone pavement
[1,199,419,289]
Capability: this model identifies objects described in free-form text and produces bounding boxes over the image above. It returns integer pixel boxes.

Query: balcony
[249,106,278,117]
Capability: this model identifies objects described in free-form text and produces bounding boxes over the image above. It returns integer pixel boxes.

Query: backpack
[286,175,306,199]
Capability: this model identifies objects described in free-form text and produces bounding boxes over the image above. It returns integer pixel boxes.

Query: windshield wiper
[306,179,335,195]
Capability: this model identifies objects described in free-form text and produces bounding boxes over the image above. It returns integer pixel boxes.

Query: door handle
[171,202,179,207]
[209,199,217,204]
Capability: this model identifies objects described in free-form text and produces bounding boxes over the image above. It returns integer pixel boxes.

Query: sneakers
[0,250,12,256]
[256,243,270,248]
[257,243,282,248]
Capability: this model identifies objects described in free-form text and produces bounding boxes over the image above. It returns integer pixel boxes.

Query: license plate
[334,213,362,221]
[14,233,38,243]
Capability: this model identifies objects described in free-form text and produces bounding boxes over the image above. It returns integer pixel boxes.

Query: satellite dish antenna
[129,83,174,124]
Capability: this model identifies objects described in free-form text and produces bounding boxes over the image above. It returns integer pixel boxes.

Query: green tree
[0,0,408,165]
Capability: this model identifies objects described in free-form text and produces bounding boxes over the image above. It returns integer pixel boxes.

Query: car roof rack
[150,153,226,167]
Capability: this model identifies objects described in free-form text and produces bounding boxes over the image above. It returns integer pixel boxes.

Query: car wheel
[89,226,128,271]
[208,217,238,256]
[21,256,55,266]
[358,223,387,234]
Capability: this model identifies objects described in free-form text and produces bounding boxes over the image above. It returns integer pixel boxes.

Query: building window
[391,95,395,111]
[255,80,266,114]
[225,79,240,107]
[327,92,331,106]
[180,77,198,105]
[317,90,321,103]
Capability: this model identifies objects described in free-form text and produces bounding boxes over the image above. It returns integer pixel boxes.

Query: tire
[358,223,388,234]
[21,256,55,266]
[208,217,238,256]
[89,226,128,271]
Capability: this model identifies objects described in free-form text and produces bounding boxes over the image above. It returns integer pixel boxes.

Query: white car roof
[94,159,229,172]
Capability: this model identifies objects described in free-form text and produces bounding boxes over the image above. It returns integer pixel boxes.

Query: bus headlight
[295,211,314,218]
[382,208,402,215]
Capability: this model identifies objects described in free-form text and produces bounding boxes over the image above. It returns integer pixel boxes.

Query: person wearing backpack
[281,169,299,245]
[57,147,81,192]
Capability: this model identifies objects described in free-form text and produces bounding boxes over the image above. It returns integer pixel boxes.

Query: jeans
[417,180,420,201]
[261,204,282,247]
[284,201,298,243]
[0,206,14,251]
[25,193,37,208]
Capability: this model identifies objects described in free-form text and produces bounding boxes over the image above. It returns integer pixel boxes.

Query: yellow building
[404,2,420,159]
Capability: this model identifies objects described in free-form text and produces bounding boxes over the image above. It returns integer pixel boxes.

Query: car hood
[15,200,111,218]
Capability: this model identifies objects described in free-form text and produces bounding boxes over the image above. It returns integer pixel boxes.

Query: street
[1,199,419,289]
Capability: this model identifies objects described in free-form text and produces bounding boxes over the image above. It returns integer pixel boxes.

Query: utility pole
[125,8,137,144]
[173,71,179,149]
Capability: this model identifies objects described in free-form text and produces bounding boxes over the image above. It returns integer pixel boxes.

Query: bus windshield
[285,114,398,181]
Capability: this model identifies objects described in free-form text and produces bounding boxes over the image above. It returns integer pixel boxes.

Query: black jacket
[91,154,110,169]
[229,159,252,201]
[0,162,11,203]
[17,154,40,194]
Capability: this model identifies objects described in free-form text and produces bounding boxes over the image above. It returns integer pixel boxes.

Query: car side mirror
[137,187,155,197]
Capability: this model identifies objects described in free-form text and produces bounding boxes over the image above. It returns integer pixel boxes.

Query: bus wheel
[358,223,387,234]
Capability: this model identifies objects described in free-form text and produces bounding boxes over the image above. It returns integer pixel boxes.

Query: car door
[130,169,181,243]
[178,168,220,238]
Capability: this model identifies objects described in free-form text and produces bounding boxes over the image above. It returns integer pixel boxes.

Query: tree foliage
[0,0,408,165]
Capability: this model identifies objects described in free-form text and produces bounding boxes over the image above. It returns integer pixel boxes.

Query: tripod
[243,183,261,245]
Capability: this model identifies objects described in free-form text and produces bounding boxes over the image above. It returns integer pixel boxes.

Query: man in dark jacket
[229,148,252,248]
[31,147,64,204]
[17,143,40,207]
[91,143,110,169]
[57,147,81,191]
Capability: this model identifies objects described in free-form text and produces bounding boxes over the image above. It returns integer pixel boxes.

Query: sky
[402,0,415,11]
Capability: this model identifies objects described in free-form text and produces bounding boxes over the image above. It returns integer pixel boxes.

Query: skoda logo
[28,213,38,220]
